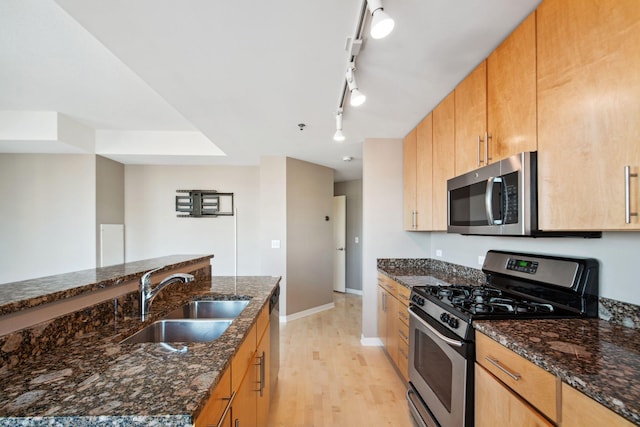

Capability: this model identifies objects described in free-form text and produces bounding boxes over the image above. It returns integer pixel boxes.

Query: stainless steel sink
[121,319,232,344]
[164,300,250,319]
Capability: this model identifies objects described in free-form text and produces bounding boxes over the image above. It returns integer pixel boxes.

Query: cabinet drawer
[194,367,231,427]
[398,319,409,345]
[231,322,257,391]
[476,333,558,422]
[398,304,410,327]
[398,340,409,382]
[256,304,269,342]
[397,285,411,307]
[378,273,398,297]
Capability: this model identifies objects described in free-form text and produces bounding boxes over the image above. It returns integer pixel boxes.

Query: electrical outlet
[478,255,486,266]
[435,249,443,257]
[355,236,359,244]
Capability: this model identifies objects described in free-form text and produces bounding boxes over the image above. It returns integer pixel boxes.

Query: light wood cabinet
[403,127,417,230]
[537,0,640,230]
[432,92,456,230]
[476,333,558,422]
[487,11,537,162]
[403,114,433,231]
[475,363,553,427]
[455,61,487,175]
[231,304,271,427]
[454,11,536,176]
[194,367,232,427]
[378,274,409,381]
[561,382,636,427]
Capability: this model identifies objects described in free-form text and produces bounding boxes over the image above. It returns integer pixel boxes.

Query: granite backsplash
[0,265,211,369]
[378,257,640,329]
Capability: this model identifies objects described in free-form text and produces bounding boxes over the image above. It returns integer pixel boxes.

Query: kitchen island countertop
[0,275,280,426]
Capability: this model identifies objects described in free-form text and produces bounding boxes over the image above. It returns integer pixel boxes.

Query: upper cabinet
[537,0,640,230]
[454,12,537,176]
[487,11,537,162]
[404,114,433,231]
[432,92,455,231]
[455,61,487,175]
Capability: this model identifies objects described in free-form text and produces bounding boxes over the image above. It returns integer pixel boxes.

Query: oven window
[414,328,453,412]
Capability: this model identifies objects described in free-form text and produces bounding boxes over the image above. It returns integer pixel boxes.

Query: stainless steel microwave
[446,152,600,237]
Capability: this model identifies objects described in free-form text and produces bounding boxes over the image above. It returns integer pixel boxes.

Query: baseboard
[345,288,363,296]
[361,335,383,346]
[281,302,335,323]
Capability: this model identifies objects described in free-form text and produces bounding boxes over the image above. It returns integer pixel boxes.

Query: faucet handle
[141,266,164,285]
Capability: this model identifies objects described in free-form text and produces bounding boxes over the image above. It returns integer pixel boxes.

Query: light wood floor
[267,292,414,427]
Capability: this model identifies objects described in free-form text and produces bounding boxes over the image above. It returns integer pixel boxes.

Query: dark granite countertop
[474,319,640,425]
[0,255,214,316]
[0,275,280,426]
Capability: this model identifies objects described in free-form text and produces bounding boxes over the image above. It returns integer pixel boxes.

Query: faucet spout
[140,268,194,321]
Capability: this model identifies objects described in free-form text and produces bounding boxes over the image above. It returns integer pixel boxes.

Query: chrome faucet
[140,267,194,321]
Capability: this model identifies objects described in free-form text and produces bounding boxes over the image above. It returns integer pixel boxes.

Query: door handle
[336,247,344,251]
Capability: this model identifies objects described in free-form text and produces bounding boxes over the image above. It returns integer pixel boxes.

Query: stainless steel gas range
[406,250,599,427]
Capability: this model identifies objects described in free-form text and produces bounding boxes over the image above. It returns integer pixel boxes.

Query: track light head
[333,110,346,142]
[346,65,366,107]
[368,0,395,39]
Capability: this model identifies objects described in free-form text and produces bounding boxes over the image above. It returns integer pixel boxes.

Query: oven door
[408,307,473,427]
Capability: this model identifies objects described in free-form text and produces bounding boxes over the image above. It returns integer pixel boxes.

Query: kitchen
[1,0,640,426]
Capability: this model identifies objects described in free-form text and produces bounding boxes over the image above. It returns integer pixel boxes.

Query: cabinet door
[432,92,455,231]
[487,11,537,162]
[377,286,388,348]
[403,128,418,230]
[416,114,433,231]
[194,368,232,427]
[454,61,487,175]
[561,383,636,427]
[537,0,640,230]
[475,364,553,427]
[233,360,258,427]
[256,327,271,426]
[386,292,399,365]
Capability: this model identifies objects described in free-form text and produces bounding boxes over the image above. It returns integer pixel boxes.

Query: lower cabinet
[476,331,636,427]
[475,364,553,427]
[377,273,410,381]
[561,383,635,427]
[197,304,271,427]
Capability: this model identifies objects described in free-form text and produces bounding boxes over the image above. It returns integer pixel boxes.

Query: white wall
[362,139,430,340]
[430,232,640,305]
[0,154,96,283]
[124,164,261,275]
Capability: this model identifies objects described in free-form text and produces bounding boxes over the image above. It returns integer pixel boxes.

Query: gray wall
[286,158,335,315]
[362,139,430,341]
[0,154,96,284]
[124,164,261,276]
[95,155,125,265]
[334,179,363,292]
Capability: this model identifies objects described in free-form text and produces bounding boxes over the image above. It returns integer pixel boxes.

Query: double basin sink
[122,300,250,344]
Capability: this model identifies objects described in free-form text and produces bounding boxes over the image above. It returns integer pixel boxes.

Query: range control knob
[440,313,450,323]
[448,318,459,329]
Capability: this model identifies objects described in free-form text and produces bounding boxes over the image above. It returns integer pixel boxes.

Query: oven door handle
[410,309,464,348]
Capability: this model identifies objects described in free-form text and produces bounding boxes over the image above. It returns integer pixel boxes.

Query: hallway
[267,292,414,426]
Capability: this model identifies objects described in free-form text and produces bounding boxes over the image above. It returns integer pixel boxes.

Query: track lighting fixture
[346,64,366,107]
[333,110,346,142]
[367,0,395,39]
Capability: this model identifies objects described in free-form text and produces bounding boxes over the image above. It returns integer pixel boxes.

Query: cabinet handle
[399,329,408,341]
[477,135,483,166]
[235,420,240,427]
[485,132,492,165]
[382,292,386,312]
[412,210,417,229]
[625,166,638,224]
[209,391,236,427]
[484,356,521,381]
[255,351,265,397]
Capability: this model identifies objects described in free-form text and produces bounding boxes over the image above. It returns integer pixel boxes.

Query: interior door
[333,195,346,293]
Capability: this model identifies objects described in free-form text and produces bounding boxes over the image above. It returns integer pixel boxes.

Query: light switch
[355,237,359,244]
[271,240,280,249]
[435,249,443,257]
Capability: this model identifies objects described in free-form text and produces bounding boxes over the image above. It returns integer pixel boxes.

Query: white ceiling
[0,0,540,182]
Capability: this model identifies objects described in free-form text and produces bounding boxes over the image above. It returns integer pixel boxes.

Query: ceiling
[0,0,541,182]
